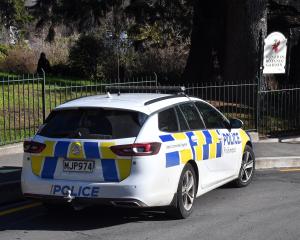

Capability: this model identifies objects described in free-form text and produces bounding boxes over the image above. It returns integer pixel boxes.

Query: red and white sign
[263,32,287,74]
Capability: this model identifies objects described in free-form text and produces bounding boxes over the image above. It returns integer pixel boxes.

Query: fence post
[42,69,46,122]
[153,72,158,87]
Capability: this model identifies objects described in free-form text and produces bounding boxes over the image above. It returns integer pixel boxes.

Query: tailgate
[30,138,135,182]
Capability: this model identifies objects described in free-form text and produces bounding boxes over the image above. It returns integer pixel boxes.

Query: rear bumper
[23,193,148,207]
[21,168,175,207]
[21,151,179,207]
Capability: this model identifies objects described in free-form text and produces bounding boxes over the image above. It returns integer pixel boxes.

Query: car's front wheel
[166,163,197,219]
[233,145,255,187]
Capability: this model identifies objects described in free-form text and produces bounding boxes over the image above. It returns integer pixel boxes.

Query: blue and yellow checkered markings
[239,129,250,152]
[186,131,197,160]
[41,157,58,179]
[54,141,69,157]
[30,140,131,182]
[202,130,213,144]
[84,142,100,159]
[202,144,210,160]
[101,159,119,182]
[166,151,180,167]
[216,142,222,158]
[159,134,175,142]
[161,130,223,168]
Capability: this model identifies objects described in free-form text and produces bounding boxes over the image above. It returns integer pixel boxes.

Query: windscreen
[38,108,148,139]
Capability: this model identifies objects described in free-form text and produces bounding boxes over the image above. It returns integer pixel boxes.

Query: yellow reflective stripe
[68,142,85,159]
[209,130,219,143]
[195,145,203,161]
[194,131,206,145]
[180,149,193,164]
[100,142,116,159]
[239,130,250,152]
[42,141,55,157]
[173,133,187,140]
[117,159,131,181]
[209,143,217,159]
[31,156,44,176]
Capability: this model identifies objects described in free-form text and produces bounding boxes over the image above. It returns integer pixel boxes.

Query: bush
[131,41,190,82]
[69,34,111,79]
[0,45,37,74]
[0,34,77,75]
[31,35,78,66]
[0,44,10,63]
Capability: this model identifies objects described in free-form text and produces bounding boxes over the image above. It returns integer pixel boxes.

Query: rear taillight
[24,141,46,153]
[110,142,161,156]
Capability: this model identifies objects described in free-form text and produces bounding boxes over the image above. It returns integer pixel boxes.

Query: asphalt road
[0,170,299,240]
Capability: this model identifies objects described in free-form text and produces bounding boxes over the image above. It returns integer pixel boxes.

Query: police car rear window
[38,108,148,139]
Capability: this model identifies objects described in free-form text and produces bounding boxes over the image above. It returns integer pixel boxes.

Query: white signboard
[263,32,287,74]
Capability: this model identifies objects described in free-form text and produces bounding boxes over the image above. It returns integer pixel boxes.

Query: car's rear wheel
[166,163,196,219]
[233,145,255,187]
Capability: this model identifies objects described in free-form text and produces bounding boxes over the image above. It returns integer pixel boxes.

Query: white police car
[21,89,255,218]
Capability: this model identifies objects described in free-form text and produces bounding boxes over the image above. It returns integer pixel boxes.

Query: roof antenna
[107,92,112,98]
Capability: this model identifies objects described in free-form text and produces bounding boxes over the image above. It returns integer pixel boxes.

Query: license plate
[63,160,95,173]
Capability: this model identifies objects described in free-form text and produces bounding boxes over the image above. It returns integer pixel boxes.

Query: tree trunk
[184,0,267,84]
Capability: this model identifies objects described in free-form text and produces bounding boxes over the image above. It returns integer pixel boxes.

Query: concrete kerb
[256,156,300,169]
[0,143,23,157]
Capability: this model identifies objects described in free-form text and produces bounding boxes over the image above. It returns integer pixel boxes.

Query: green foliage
[0,0,193,79]
[0,44,10,62]
[69,34,113,79]
[0,0,32,27]
[133,23,164,46]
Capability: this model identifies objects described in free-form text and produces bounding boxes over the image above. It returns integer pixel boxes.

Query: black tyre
[233,145,255,187]
[166,163,197,219]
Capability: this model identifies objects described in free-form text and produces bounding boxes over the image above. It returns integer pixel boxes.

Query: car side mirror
[229,118,244,129]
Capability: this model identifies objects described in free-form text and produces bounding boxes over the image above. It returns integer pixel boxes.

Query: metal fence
[0,74,45,146]
[258,87,300,136]
[1,73,300,146]
[185,82,258,131]
[0,73,158,146]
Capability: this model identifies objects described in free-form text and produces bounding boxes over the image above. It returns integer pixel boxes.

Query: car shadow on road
[0,205,176,231]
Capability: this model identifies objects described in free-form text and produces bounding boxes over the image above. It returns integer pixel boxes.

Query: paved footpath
[253,142,300,158]
[0,153,23,168]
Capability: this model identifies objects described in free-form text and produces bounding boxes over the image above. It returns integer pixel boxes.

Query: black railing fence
[0,74,45,146]
[0,74,158,146]
[185,82,258,132]
[0,73,299,146]
[258,87,300,136]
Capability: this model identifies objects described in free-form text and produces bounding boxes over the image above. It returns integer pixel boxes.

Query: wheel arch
[186,160,199,194]
[246,141,253,149]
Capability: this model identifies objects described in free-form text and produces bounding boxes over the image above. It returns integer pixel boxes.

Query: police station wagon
[21,90,255,218]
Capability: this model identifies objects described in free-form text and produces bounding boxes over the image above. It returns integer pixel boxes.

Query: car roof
[55,93,201,114]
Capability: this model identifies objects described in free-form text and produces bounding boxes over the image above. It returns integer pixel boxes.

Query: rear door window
[175,106,189,131]
[39,108,148,139]
[158,107,179,132]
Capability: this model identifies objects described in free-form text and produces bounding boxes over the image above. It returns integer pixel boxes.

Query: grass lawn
[0,72,109,145]
[2,71,285,146]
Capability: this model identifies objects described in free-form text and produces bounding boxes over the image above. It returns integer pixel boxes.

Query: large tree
[184,0,267,83]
